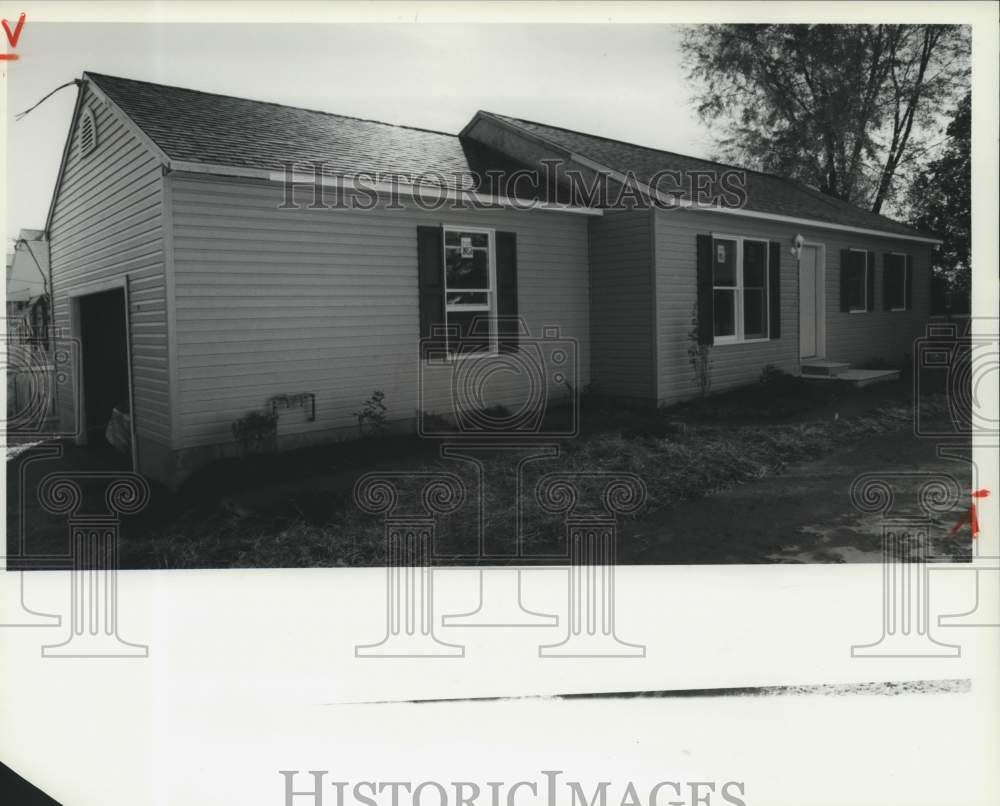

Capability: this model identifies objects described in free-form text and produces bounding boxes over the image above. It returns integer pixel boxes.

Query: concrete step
[799,359,850,377]
[803,368,902,387]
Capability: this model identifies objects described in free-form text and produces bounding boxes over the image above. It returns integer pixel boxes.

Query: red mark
[2,13,25,59]
[949,488,990,539]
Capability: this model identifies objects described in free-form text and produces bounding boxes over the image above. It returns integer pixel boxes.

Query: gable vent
[79,108,97,158]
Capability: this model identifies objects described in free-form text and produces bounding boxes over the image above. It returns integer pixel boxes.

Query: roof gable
[87,72,478,181]
[473,112,934,241]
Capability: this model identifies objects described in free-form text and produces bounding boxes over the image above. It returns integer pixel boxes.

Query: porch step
[799,366,901,387]
[799,359,850,377]
[824,368,901,387]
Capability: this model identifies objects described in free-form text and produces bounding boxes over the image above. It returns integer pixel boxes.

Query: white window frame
[442,225,497,358]
[885,251,908,312]
[847,248,869,314]
[711,233,771,346]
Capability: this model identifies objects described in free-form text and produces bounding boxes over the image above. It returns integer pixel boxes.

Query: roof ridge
[485,111,783,181]
[84,71,460,139]
[486,111,916,231]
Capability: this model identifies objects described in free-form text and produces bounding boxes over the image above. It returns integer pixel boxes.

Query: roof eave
[474,113,942,245]
[683,204,943,246]
[43,77,85,237]
[166,161,603,216]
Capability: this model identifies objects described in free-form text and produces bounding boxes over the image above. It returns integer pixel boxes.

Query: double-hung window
[712,236,769,343]
[443,227,496,357]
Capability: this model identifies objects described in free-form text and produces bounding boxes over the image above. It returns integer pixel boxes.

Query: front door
[798,244,820,358]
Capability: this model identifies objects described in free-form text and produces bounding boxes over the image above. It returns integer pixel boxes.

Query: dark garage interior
[77,287,131,457]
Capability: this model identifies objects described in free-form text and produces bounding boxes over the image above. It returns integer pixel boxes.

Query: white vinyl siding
[168,173,590,450]
[587,208,657,404]
[48,88,170,446]
[653,208,932,405]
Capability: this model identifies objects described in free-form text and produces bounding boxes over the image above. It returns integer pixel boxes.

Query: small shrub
[355,390,388,437]
[232,410,278,453]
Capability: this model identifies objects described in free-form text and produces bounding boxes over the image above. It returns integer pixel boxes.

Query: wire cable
[14,79,82,121]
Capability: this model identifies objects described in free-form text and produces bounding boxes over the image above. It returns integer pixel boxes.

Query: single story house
[44,72,940,485]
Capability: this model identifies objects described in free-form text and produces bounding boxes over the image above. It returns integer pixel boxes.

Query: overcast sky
[5,22,710,239]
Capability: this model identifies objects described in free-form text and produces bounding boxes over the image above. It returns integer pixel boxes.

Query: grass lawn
[7,368,969,569]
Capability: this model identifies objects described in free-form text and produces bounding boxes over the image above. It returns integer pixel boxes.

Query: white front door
[799,244,820,358]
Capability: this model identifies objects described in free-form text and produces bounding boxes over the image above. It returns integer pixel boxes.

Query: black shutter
[929,254,936,313]
[696,234,713,345]
[768,241,781,339]
[495,231,519,352]
[417,226,444,354]
[905,254,914,310]
[840,249,851,312]
[882,253,892,310]
[866,250,876,311]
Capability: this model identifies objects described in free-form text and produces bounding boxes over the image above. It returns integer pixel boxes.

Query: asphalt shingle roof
[486,113,931,238]
[86,72,541,196]
[85,72,933,239]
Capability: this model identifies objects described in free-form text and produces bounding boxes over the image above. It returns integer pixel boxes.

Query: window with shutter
[417,226,518,359]
[703,234,773,344]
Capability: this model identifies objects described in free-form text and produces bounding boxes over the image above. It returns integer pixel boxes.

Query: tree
[908,92,971,311]
[682,24,970,215]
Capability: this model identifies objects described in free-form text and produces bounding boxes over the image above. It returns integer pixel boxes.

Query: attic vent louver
[79,108,97,157]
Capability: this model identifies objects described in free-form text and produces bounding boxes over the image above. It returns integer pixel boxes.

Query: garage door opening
[76,287,134,467]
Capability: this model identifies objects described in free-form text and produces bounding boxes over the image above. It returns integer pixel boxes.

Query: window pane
[713,239,737,286]
[744,289,767,339]
[713,289,736,337]
[446,291,489,307]
[445,310,493,356]
[743,241,767,287]
[848,252,866,310]
[445,231,489,248]
[446,248,489,289]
